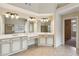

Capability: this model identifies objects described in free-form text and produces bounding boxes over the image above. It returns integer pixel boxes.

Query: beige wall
[62,12,79,18]
[54,13,62,47]
[0,15,5,34]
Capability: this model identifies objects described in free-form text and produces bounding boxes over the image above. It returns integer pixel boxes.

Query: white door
[12,38,21,52]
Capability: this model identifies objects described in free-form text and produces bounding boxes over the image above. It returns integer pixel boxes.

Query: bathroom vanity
[0,34,28,56]
[0,33,54,56]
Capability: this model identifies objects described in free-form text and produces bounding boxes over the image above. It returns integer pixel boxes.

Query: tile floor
[11,45,78,56]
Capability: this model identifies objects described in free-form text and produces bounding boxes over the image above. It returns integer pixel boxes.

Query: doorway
[64,18,77,47]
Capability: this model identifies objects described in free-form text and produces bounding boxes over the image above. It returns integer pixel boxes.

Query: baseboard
[76,48,79,54]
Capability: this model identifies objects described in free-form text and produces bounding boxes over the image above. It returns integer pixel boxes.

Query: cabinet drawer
[12,38,20,41]
[1,39,10,44]
[27,38,35,45]
[21,37,27,40]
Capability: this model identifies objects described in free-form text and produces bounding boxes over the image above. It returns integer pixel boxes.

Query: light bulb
[46,19,48,22]
[5,13,10,18]
[32,19,36,21]
[41,19,43,22]
[44,19,46,22]
[28,18,31,21]
[11,15,15,19]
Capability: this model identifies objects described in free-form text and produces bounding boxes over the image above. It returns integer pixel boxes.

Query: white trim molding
[0,3,54,18]
[63,16,78,47]
[57,3,79,15]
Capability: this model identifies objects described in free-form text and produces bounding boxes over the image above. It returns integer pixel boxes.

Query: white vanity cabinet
[38,35,54,46]
[0,36,28,56]
[12,38,21,52]
[46,36,54,46]
[38,36,46,46]
[21,37,28,50]
[27,37,35,46]
[0,39,11,56]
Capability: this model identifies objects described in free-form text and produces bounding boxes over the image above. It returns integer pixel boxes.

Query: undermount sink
[12,34,18,36]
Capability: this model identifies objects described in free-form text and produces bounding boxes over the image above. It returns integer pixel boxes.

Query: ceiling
[56,3,69,8]
[9,3,39,13]
[62,6,79,15]
[9,3,68,14]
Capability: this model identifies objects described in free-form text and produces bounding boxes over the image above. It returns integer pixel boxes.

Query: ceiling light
[40,18,49,23]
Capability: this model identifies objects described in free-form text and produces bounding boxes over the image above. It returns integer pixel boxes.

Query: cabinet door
[12,38,21,52]
[38,37,46,46]
[22,37,28,49]
[1,39,11,55]
[27,37,35,46]
[1,43,10,55]
[47,36,53,46]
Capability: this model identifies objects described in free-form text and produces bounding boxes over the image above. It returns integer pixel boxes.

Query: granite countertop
[0,33,27,39]
[0,33,54,39]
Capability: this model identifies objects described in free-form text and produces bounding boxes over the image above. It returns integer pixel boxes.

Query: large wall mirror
[29,22,34,33]
[41,21,51,32]
[3,15,27,34]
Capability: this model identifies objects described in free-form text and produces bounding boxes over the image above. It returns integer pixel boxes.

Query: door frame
[63,16,78,47]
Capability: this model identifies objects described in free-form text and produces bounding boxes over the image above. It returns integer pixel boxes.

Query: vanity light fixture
[28,17,36,22]
[4,12,10,18]
[40,18,49,23]
[11,13,15,19]
[4,12,20,19]
[25,3,32,6]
